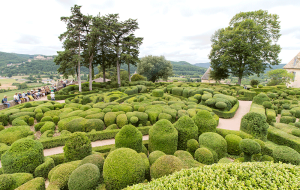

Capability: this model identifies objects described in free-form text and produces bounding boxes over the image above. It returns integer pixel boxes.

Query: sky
[0,0,300,64]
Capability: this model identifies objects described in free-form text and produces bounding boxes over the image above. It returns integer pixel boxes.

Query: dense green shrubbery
[15,177,45,190]
[239,139,261,162]
[252,93,270,105]
[186,139,199,156]
[48,163,77,189]
[34,157,55,178]
[148,150,166,165]
[1,138,44,174]
[150,155,184,179]
[103,148,145,190]
[225,134,242,155]
[79,154,104,172]
[149,119,178,155]
[192,110,217,135]
[174,150,202,168]
[240,112,269,141]
[40,122,55,134]
[194,147,214,165]
[152,89,164,97]
[174,116,198,150]
[63,132,92,162]
[68,163,100,190]
[280,116,296,124]
[199,132,227,160]
[273,146,300,165]
[115,125,143,152]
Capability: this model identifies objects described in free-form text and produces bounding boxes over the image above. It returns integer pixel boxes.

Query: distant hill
[0,51,34,67]
[194,63,211,68]
[170,61,206,76]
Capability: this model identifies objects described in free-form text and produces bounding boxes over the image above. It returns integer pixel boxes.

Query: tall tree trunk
[116,46,121,87]
[89,53,93,91]
[238,77,242,85]
[102,64,106,82]
[78,39,81,92]
[128,63,131,82]
[92,65,95,80]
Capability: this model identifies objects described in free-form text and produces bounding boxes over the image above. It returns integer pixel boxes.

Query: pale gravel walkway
[217,100,252,131]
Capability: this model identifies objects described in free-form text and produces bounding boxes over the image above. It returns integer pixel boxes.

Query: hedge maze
[0,82,300,189]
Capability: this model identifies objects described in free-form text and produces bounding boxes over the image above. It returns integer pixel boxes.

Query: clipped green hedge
[225,134,242,155]
[212,101,239,119]
[15,177,45,190]
[273,145,300,165]
[192,110,217,135]
[174,116,198,150]
[199,132,227,159]
[127,162,300,189]
[150,155,184,179]
[115,124,143,153]
[34,157,55,178]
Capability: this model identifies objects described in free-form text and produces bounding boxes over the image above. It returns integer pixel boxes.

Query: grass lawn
[0,84,48,101]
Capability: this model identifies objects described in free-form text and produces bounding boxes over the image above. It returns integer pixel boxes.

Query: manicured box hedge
[250,103,265,116]
[212,101,239,119]
[268,125,300,153]
[216,128,253,139]
[39,126,150,149]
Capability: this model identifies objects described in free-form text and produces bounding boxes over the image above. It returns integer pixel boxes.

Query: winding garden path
[217,100,252,131]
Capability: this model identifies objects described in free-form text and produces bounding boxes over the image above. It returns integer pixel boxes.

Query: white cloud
[0,0,299,64]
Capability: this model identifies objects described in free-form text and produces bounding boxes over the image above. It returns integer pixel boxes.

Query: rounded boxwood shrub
[40,122,56,134]
[130,116,139,125]
[205,98,216,107]
[106,124,118,130]
[273,146,300,165]
[0,114,9,126]
[192,110,217,135]
[0,125,33,145]
[15,177,45,190]
[34,122,45,131]
[186,139,199,156]
[41,116,53,122]
[282,103,290,109]
[262,101,272,109]
[103,148,145,190]
[149,119,178,155]
[35,113,44,122]
[239,139,261,162]
[34,156,55,178]
[252,93,270,105]
[28,117,34,126]
[79,154,104,172]
[0,174,14,190]
[194,147,214,165]
[12,118,28,126]
[218,157,231,163]
[138,106,145,112]
[1,138,44,174]
[148,150,166,165]
[174,116,198,150]
[48,163,77,190]
[150,155,184,179]
[215,102,227,109]
[68,163,100,190]
[84,119,104,132]
[240,112,269,141]
[261,155,274,162]
[52,116,60,125]
[199,132,227,159]
[225,134,242,155]
[115,124,143,153]
[104,112,117,127]
[63,132,92,162]
[116,114,128,128]
[292,128,300,137]
[174,150,202,169]
[158,113,172,122]
[280,116,296,124]
[152,89,164,97]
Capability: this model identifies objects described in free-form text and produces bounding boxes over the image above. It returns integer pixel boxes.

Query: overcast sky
[1,0,299,64]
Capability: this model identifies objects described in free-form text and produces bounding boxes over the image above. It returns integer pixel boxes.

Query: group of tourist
[2,86,52,108]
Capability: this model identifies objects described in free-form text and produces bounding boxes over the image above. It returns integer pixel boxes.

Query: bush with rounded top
[106,124,118,130]
[15,177,45,190]
[63,132,92,162]
[9,112,35,123]
[35,113,44,122]
[0,174,14,190]
[34,156,55,178]
[194,147,214,165]
[116,114,128,128]
[149,119,178,155]
[41,116,53,122]
[84,119,104,132]
[34,122,45,131]
[193,110,217,135]
[218,158,231,163]
[199,132,227,159]
[174,116,198,150]
[12,118,28,126]
[252,93,270,105]
[79,154,104,172]
[104,112,117,127]
[205,98,216,107]
[1,138,44,174]
[172,87,184,96]
[65,118,86,132]
[273,146,300,165]
[240,112,269,141]
[186,139,199,156]
[0,114,9,126]
[150,155,184,179]
[148,150,166,165]
[40,122,56,134]
[261,155,274,162]
[115,124,143,152]
[0,125,33,145]
[152,89,164,97]
[215,102,227,109]
[239,139,261,162]
[48,163,77,190]
[280,116,296,124]
[28,117,34,126]
[103,148,145,190]
[158,112,172,122]
[174,150,203,168]
[225,134,242,155]
[292,128,300,137]
[52,116,60,125]
[68,163,100,190]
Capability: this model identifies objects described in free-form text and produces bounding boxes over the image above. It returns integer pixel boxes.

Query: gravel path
[217,100,252,131]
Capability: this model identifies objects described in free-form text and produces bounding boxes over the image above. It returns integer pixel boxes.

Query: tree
[131,74,145,81]
[138,55,173,82]
[209,10,281,85]
[56,5,86,92]
[267,69,293,86]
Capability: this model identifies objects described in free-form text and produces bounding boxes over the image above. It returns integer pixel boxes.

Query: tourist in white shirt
[22,92,29,102]
[13,93,21,104]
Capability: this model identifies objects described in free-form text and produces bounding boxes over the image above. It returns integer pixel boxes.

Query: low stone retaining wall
[0,100,18,110]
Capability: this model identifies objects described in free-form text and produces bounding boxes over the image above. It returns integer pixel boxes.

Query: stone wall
[0,100,18,110]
